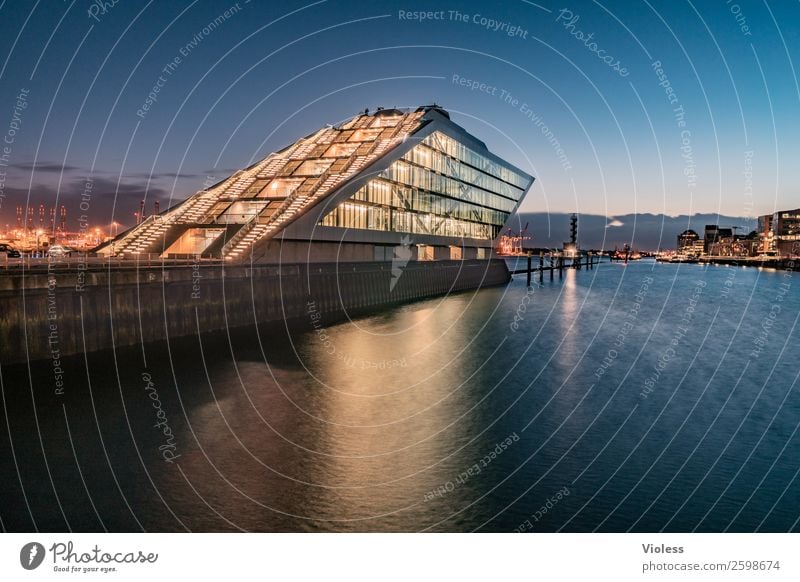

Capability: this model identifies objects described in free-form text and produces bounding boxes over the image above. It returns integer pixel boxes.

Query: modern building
[772,209,800,256]
[97,106,534,263]
[733,230,761,257]
[756,209,800,256]
[675,226,760,258]
[677,229,700,254]
[757,213,774,253]
[704,225,733,255]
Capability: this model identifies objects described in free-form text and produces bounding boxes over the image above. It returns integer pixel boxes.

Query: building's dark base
[0,259,510,365]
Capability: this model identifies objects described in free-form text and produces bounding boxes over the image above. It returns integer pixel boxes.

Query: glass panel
[323,143,358,158]
[371,115,401,128]
[421,132,530,189]
[318,135,529,241]
[162,228,224,255]
[403,144,524,201]
[244,179,269,196]
[217,201,268,224]
[206,201,232,216]
[418,246,434,261]
[293,159,333,176]
[279,160,302,176]
[257,200,284,222]
[260,178,303,198]
[349,128,382,142]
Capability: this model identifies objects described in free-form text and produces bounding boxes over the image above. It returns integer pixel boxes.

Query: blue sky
[0,0,798,228]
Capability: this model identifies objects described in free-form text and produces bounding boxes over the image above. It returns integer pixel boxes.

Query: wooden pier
[509,252,601,285]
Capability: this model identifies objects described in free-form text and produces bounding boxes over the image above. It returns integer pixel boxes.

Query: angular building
[97,106,534,263]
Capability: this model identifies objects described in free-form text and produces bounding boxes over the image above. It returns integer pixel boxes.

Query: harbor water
[1,259,798,532]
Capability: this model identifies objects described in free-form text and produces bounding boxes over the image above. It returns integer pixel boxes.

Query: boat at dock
[657,253,699,263]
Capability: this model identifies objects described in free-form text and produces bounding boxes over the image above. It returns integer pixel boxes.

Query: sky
[0,0,798,230]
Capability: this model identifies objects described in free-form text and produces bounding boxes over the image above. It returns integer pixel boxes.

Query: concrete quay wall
[0,259,510,364]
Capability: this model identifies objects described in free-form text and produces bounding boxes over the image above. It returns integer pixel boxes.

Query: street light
[36,229,43,257]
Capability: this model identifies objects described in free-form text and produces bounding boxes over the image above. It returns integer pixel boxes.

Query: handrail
[98,214,158,255]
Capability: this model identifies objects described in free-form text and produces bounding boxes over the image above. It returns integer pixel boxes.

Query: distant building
[703,225,718,254]
[705,225,733,256]
[677,229,700,254]
[757,214,774,253]
[757,209,800,256]
[773,209,800,256]
[731,231,761,257]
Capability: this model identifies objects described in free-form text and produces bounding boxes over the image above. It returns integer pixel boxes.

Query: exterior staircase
[106,215,171,255]
[222,113,422,261]
[99,111,425,260]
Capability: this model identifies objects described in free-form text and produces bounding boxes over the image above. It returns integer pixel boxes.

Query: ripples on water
[1,259,799,532]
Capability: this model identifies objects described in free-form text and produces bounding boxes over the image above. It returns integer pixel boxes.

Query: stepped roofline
[95,106,533,262]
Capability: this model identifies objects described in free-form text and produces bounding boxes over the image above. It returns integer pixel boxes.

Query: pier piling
[539,252,544,283]
[527,254,532,287]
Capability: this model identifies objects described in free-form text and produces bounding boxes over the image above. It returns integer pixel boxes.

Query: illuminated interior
[318,132,529,240]
[161,228,225,256]
[96,106,533,260]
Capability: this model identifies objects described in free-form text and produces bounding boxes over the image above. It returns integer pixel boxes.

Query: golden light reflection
[306,323,481,520]
[557,269,581,369]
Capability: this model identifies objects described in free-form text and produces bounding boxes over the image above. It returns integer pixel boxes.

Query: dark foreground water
[1,259,799,532]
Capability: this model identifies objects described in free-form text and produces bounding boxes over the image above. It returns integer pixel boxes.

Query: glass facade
[294,159,333,176]
[217,201,268,224]
[421,133,530,190]
[259,178,303,198]
[777,210,800,241]
[162,228,225,255]
[323,143,358,158]
[319,132,530,240]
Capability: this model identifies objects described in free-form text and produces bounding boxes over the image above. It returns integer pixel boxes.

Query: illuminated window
[293,159,333,176]
[422,132,531,189]
[371,116,401,128]
[335,130,354,142]
[449,246,462,260]
[217,201,268,224]
[323,143,358,158]
[418,245,434,261]
[206,201,232,218]
[279,160,302,176]
[318,137,528,242]
[349,128,382,142]
[260,178,303,198]
[162,228,225,256]
[244,179,270,197]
